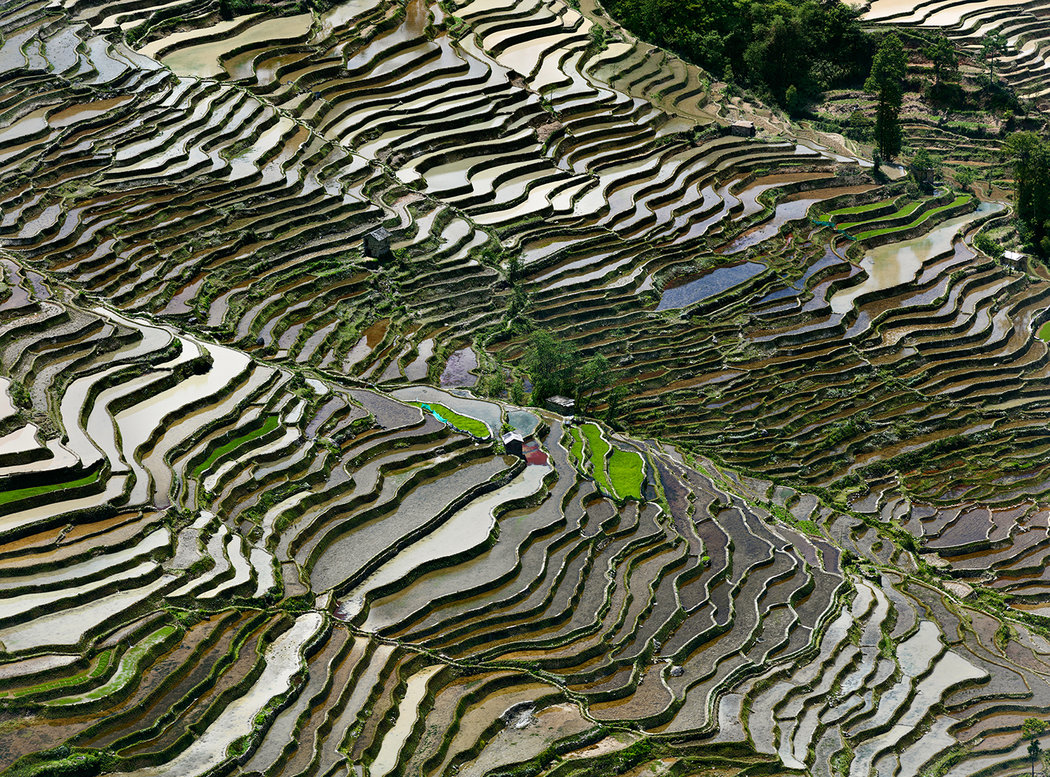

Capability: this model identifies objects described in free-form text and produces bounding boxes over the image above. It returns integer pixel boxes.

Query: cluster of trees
[923,34,959,87]
[522,330,627,417]
[1004,132,1050,253]
[602,0,1021,168]
[602,0,873,109]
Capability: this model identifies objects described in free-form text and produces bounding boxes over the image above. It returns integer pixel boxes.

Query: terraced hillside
[3,1,1050,776]
[860,0,1050,103]
[1,246,1049,777]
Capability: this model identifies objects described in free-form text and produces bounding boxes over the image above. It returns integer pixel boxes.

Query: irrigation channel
[1,1,1050,777]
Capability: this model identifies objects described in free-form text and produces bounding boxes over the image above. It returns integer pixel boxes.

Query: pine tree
[865,33,907,160]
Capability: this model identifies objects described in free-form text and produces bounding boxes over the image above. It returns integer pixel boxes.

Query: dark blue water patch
[757,286,798,305]
[797,248,843,289]
[657,262,766,311]
[724,197,824,254]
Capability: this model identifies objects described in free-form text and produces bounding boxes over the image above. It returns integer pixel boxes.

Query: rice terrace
[6,0,1050,774]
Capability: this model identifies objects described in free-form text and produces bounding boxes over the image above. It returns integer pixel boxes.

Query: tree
[743,12,806,103]
[955,165,977,192]
[1030,739,1042,777]
[576,354,612,412]
[507,285,529,324]
[603,0,872,107]
[1023,718,1048,740]
[974,232,1003,260]
[909,147,938,190]
[981,32,1007,83]
[923,34,958,85]
[605,383,630,426]
[865,33,907,160]
[507,251,522,283]
[510,379,526,406]
[522,330,578,406]
[1004,132,1050,250]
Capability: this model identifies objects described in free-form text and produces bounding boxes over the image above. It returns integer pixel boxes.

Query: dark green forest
[602,0,874,107]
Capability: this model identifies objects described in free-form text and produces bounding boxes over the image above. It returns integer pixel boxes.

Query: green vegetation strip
[575,422,644,499]
[580,423,613,495]
[49,626,178,706]
[855,195,971,240]
[567,426,585,467]
[0,470,101,507]
[838,199,921,231]
[10,650,114,698]
[1038,321,1050,341]
[192,415,280,479]
[416,403,490,438]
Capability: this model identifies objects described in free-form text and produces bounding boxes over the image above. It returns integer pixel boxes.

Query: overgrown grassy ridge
[191,416,280,479]
[567,425,585,466]
[0,1,1049,776]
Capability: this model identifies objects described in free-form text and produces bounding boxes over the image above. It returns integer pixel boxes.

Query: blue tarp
[420,402,449,426]
[811,217,857,241]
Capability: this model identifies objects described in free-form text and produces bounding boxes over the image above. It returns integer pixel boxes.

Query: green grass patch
[608,448,645,500]
[192,415,280,479]
[854,195,971,240]
[796,519,822,536]
[1038,321,1050,341]
[580,423,613,495]
[417,403,490,438]
[49,626,177,706]
[0,470,102,508]
[10,649,114,699]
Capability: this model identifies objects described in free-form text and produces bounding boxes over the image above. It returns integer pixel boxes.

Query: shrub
[974,232,1004,260]
[9,380,30,409]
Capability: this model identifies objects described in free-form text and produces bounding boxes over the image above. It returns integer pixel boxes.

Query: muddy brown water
[48,96,134,128]
[0,710,100,770]
[345,318,389,368]
[80,613,243,748]
[118,615,273,757]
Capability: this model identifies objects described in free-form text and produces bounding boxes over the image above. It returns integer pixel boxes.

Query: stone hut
[502,431,525,458]
[545,395,575,415]
[729,120,756,138]
[364,226,392,259]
